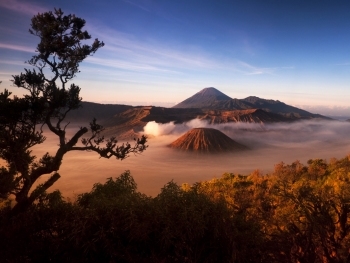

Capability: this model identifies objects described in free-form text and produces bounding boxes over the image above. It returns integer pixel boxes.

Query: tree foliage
[190,156,350,263]
[1,156,350,262]
[0,9,147,214]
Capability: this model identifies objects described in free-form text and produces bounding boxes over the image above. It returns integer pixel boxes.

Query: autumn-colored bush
[1,156,350,262]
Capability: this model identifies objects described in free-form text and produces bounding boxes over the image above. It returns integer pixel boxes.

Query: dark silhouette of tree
[0,8,147,214]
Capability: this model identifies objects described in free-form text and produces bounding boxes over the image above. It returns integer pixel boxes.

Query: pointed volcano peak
[196,87,231,100]
[173,87,232,108]
[197,87,231,99]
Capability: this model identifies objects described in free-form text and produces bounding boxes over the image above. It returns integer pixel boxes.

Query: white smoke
[143,121,177,136]
[185,119,209,129]
[143,119,212,136]
[143,118,267,137]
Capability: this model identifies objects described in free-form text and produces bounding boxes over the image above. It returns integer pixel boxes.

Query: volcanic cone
[169,128,248,153]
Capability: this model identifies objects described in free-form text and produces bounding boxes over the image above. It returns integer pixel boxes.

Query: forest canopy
[1,156,350,262]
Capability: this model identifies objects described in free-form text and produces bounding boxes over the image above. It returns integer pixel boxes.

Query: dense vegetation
[1,156,350,262]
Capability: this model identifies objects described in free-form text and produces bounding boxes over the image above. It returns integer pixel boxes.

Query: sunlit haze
[23,120,350,197]
[1,0,350,116]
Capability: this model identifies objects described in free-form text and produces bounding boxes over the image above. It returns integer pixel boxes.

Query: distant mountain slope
[169,128,249,153]
[66,102,133,122]
[242,96,328,119]
[199,109,290,124]
[173,87,234,109]
[209,98,254,110]
[101,107,204,139]
[102,106,288,140]
[102,106,151,140]
[173,87,329,120]
[142,107,204,123]
[104,106,287,127]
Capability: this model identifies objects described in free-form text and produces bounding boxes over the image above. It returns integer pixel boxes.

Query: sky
[1,0,350,116]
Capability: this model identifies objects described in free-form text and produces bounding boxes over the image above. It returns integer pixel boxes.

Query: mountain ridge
[62,87,331,140]
[173,87,329,119]
[173,87,252,110]
[101,106,292,140]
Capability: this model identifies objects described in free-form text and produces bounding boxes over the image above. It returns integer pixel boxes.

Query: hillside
[242,96,328,119]
[199,109,290,124]
[173,87,243,109]
[173,87,255,110]
[101,106,291,140]
[66,102,133,122]
[101,107,204,139]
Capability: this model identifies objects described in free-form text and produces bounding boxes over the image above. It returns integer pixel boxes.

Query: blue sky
[1,0,350,115]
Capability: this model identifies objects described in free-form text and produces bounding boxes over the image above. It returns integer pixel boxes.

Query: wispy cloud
[236,61,294,75]
[0,43,34,53]
[120,0,183,24]
[234,61,273,75]
[0,0,47,15]
[121,0,150,12]
[89,25,294,78]
[86,56,180,74]
[334,62,350,66]
[0,60,27,66]
[86,25,220,72]
[0,71,15,76]
[1,20,292,80]
[0,17,288,80]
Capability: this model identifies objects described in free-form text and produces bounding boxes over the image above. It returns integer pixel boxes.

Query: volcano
[169,128,248,153]
[173,87,241,109]
[173,87,329,119]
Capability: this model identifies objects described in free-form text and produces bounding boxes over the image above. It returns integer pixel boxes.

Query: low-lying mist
[8,119,350,198]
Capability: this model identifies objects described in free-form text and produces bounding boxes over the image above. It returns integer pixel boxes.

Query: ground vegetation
[1,156,350,262]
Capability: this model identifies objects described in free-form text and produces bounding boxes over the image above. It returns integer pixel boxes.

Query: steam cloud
[143,119,210,136]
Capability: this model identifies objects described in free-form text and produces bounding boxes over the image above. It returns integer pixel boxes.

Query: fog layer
[4,120,350,198]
